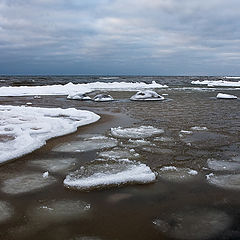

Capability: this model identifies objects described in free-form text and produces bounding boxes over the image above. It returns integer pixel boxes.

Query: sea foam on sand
[0,105,100,163]
[0,81,168,97]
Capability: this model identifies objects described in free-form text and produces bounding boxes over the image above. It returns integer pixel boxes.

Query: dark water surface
[0,76,239,240]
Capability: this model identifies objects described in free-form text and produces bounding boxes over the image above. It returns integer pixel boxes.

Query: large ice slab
[0,201,13,223]
[64,161,156,190]
[0,81,168,97]
[52,137,117,153]
[28,158,76,173]
[130,90,164,101]
[1,173,57,194]
[207,174,240,190]
[110,126,164,139]
[153,208,232,240]
[0,105,100,163]
[191,80,240,87]
[216,93,238,99]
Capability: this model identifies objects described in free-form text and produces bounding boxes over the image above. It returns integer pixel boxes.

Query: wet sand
[0,89,240,240]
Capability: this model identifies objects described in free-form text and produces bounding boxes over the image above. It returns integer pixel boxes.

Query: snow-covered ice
[0,201,13,223]
[0,81,168,97]
[153,208,231,240]
[67,93,91,100]
[64,161,156,190]
[0,105,100,163]
[191,80,240,87]
[207,174,240,190]
[52,137,117,153]
[93,94,114,102]
[130,90,164,101]
[111,126,164,139]
[216,93,238,99]
[158,166,198,182]
[1,173,57,194]
[28,158,76,173]
[207,159,240,171]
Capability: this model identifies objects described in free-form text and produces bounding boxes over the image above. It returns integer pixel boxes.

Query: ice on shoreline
[0,81,168,97]
[191,80,240,87]
[64,161,156,191]
[0,105,100,163]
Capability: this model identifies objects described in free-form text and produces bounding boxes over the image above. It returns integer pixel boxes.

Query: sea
[0,75,240,240]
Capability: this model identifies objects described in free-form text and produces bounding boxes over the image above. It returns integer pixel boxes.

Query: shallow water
[0,84,239,240]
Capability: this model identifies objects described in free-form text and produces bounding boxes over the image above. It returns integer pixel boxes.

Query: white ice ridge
[0,81,168,97]
[191,80,240,87]
[0,105,100,163]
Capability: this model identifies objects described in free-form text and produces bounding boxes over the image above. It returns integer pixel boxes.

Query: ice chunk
[190,126,208,131]
[217,93,238,99]
[42,171,49,178]
[64,161,156,191]
[142,147,174,155]
[0,201,13,223]
[1,173,57,194]
[52,137,117,153]
[207,174,240,190]
[191,80,240,87]
[158,166,198,182]
[207,159,240,171]
[29,199,90,222]
[93,94,114,102]
[67,93,91,100]
[130,90,164,101]
[153,136,174,142]
[153,208,232,240]
[111,126,164,139]
[0,105,100,163]
[28,158,76,173]
[98,148,139,160]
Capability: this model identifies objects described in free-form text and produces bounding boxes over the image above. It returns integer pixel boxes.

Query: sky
[0,0,240,75]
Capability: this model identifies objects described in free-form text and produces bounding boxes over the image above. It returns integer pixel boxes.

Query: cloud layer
[0,0,240,75]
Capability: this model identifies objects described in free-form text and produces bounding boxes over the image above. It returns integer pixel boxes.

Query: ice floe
[0,201,13,223]
[207,174,240,190]
[1,173,57,194]
[190,126,208,131]
[29,199,90,222]
[207,159,240,171]
[191,80,240,87]
[153,208,232,240]
[28,158,76,173]
[64,161,156,190]
[52,137,117,153]
[216,93,238,99]
[110,126,164,139]
[0,105,100,163]
[0,81,168,96]
[67,93,91,100]
[130,90,164,101]
[93,94,114,102]
[158,166,198,182]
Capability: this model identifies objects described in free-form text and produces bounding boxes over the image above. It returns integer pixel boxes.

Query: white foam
[28,158,76,173]
[191,80,240,87]
[1,173,57,194]
[0,81,168,97]
[0,201,13,223]
[216,93,238,99]
[111,126,164,139]
[64,161,156,190]
[0,105,100,163]
[52,137,117,153]
[130,90,164,101]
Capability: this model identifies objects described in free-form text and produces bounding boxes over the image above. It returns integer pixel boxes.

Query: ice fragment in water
[111,126,164,139]
[42,171,49,178]
[207,159,240,171]
[64,161,156,191]
[130,90,164,101]
[217,93,238,99]
[0,201,13,223]
[207,174,240,190]
[98,148,139,160]
[1,173,57,194]
[93,94,114,102]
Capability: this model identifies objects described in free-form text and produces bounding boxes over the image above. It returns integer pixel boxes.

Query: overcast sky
[0,0,240,75]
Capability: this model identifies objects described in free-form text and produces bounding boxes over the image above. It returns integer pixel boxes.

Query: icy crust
[64,161,156,191]
[207,174,240,190]
[1,173,57,195]
[0,105,100,163]
[130,90,165,101]
[191,80,240,87]
[153,208,232,240]
[0,81,168,96]
[216,93,238,99]
[0,201,13,223]
[110,126,164,139]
